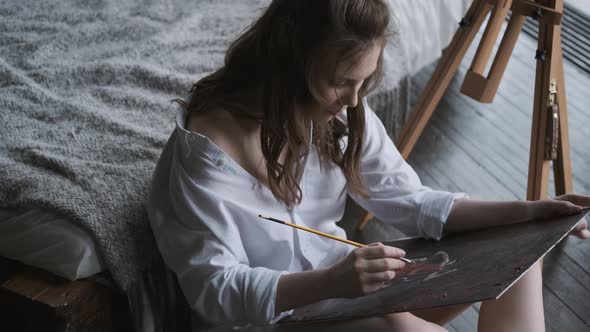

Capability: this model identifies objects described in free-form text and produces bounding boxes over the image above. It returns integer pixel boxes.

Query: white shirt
[146,98,468,330]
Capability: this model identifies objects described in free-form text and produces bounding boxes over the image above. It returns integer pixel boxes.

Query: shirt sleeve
[146,137,293,327]
[347,99,469,240]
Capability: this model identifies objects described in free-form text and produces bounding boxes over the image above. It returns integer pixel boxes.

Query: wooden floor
[340,24,590,332]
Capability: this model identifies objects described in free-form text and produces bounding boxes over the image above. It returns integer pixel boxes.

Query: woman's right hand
[325,242,407,298]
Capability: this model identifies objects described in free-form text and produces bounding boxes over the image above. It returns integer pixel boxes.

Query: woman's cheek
[316,83,338,105]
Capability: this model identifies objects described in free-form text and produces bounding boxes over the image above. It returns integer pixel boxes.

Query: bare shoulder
[185,109,260,163]
[186,109,235,144]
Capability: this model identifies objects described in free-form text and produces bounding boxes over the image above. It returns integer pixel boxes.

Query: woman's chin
[309,105,344,122]
[322,112,337,122]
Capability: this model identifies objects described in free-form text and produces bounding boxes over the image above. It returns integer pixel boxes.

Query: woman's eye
[331,80,348,87]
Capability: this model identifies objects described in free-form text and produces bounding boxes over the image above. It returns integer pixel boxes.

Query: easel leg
[527,0,571,201]
[527,35,552,201]
[552,36,573,196]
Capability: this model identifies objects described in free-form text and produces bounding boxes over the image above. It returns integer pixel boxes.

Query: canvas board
[279,208,590,323]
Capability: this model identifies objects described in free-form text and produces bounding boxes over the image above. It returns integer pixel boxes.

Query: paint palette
[279,209,589,324]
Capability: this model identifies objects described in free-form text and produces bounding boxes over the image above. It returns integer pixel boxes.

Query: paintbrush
[258,215,414,264]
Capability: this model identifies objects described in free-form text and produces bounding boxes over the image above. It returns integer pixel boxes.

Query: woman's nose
[340,89,359,108]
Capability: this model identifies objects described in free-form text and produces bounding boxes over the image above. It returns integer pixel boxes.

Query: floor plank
[543,287,590,332]
[447,305,479,332]
[548,239,590,278]
[443,323,460,332]
[542,253,590,327]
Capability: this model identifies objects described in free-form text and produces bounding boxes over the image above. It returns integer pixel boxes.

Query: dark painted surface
[280,210,588,323]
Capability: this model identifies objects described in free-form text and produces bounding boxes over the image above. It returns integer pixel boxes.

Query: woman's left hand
[552,193,590,240]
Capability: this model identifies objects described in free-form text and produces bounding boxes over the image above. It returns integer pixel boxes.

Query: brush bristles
[258,215,286,225]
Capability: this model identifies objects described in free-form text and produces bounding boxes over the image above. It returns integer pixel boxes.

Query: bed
[0,0,470,330]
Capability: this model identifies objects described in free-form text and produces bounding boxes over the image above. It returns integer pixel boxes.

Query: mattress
[0,209,105,280]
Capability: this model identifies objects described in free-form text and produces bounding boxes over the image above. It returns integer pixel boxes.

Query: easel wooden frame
[357,0,572,231]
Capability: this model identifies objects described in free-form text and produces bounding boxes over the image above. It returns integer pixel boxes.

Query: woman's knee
[383,312,448,332]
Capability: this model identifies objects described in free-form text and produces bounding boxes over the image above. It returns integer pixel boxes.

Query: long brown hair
[175,0,391,208]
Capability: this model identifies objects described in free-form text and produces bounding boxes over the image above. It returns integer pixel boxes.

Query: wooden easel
[357,0,572,231]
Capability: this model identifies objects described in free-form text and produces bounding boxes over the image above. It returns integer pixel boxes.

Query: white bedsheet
[392,0,470,75]
[0,209,105,280]
[373,0,470,97]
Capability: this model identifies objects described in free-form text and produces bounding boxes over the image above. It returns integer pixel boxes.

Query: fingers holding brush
[326,242,408,298]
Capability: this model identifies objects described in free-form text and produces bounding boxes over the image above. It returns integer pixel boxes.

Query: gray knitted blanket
[0,0,431,330]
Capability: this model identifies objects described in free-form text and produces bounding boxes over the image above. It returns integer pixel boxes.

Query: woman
[146,0,590,331]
